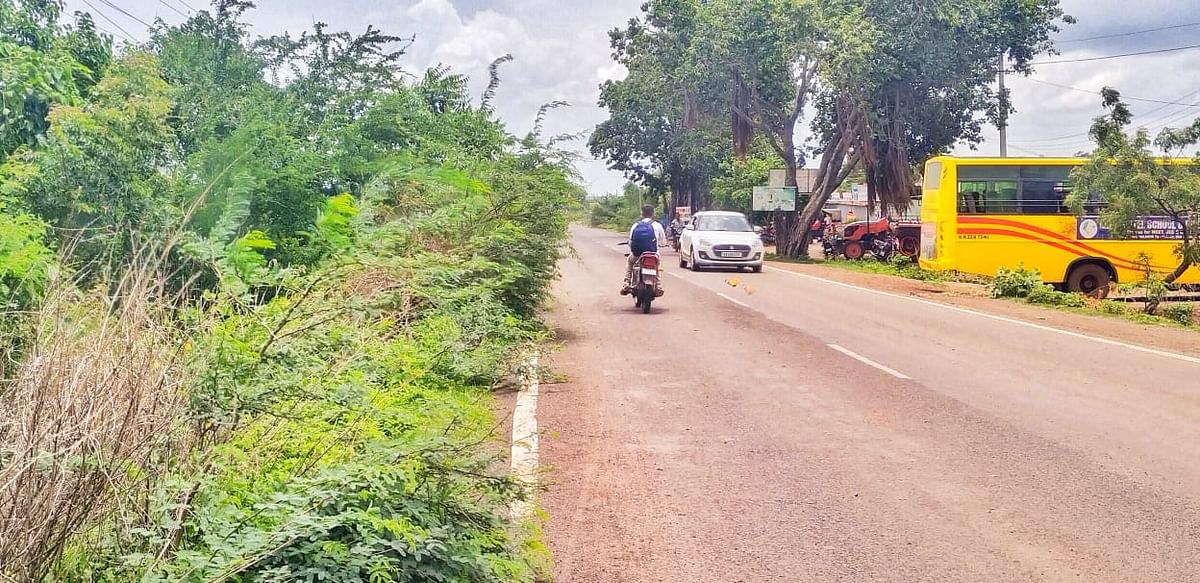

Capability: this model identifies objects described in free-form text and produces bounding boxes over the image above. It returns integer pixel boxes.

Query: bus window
[1019,165,1072,214]
[958,166,1019,214]
[959,179,1018,214]
[1020,180,1066,213]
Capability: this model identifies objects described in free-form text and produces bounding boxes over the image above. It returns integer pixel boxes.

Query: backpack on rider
[630,219,659,257]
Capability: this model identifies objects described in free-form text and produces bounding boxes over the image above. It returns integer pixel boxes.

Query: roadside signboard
[752,186,797,212]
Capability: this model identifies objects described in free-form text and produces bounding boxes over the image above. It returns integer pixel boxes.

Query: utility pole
[998,51,1008,158]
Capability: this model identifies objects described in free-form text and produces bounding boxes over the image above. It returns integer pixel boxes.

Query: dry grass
[0,257,198,581]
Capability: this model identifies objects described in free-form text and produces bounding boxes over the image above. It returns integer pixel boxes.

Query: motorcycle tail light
[641,255,660,269]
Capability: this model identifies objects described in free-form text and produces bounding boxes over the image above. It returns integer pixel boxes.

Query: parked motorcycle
[755,224,777,245]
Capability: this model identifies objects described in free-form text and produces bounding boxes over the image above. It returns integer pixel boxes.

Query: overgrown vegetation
[992,265,1046,299]
[824,255,946,282]
[0,1,579,579]
[993,265,1085,306]
[587,182,648,231]
[990,265,1195,326]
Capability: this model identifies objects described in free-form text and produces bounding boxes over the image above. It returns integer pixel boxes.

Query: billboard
[752,186,797,212]
[1077,216,1184,240]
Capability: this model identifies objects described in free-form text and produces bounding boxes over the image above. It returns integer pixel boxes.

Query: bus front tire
[1067,263,1112,298]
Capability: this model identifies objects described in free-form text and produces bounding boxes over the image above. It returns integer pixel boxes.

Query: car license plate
[641,268,658,276]
[720,251,742,258]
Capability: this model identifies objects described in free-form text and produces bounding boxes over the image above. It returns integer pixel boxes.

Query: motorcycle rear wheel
[639,287,654,313]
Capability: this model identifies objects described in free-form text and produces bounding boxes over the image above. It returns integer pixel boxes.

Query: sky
[63,0,1200,196]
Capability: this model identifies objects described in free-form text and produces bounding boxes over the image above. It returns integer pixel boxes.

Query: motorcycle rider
[668,211,686,250]
[622,204,667,295]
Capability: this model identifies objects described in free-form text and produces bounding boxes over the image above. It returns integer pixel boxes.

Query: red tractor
[823,218,921,261]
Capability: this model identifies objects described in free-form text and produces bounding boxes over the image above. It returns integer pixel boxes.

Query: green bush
[1026,283,1087,308]
[1162,304,1194,326]
[1099,300,1130,315]
[0,207,53,376]
[992,265,1043,298]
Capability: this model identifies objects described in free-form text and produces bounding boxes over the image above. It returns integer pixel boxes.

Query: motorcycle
[620,243,664,314]
[669,223,684,252]
[756,224,776,245]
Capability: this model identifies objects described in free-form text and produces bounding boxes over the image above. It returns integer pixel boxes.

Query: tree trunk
[779,135,854,257]
[1165,218,1194,284]
[669,170,711,216]
[772,135,801,256]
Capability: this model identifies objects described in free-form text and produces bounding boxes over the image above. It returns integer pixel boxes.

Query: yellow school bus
[918,156,1200,293]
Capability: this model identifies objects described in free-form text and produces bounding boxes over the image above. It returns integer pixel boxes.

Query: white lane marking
[827,344,912,380]
[510,354,540,520]
[717,292,750,308]
[767,266,1200,367]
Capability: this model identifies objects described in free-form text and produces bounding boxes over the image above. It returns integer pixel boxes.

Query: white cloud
[597,62,628,84]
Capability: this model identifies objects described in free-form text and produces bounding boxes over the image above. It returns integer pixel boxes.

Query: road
[539,225,1200,583]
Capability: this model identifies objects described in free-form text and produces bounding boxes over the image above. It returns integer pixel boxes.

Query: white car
[679,211,764,273]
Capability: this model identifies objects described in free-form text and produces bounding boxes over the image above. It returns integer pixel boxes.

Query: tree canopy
[594,0,1072,255]
[1070,89,1200,285]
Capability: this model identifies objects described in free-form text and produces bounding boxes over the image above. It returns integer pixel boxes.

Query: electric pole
[998,51,1008,158]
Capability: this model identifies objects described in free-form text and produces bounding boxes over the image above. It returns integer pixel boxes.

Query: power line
[96,0,152,28]
[1008,144,1055,157]
[1016,77,1200,107]
[1138,87,1200,126]
[1032,43,1200,65]
[81,0,137,41]
[1057,21,1200,44]
[172,0,197,12]
[1012,86,1200,146]
[1018,77,1200,107]
[157,0,187,18]
[1012,89,1200,148]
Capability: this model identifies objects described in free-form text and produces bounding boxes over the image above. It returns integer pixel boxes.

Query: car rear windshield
[695,215,753,232]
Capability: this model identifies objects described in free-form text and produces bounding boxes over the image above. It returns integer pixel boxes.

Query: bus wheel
[1067,263,1112,298]
[843,241,865,260]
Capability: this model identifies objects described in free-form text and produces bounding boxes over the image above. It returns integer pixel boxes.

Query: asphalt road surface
[539,225,1200,583]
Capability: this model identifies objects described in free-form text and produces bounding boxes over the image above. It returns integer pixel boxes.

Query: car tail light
[640,254,659,269]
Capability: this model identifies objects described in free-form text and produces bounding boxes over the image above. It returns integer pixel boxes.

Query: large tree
[603,0,1070,255]
[589,0,727,214]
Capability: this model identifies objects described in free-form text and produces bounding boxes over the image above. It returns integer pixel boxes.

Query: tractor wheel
[843,241,866,260]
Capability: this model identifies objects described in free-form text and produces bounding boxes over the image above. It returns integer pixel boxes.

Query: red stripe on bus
[958,217,1171,270]
[956,228,1113,267]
